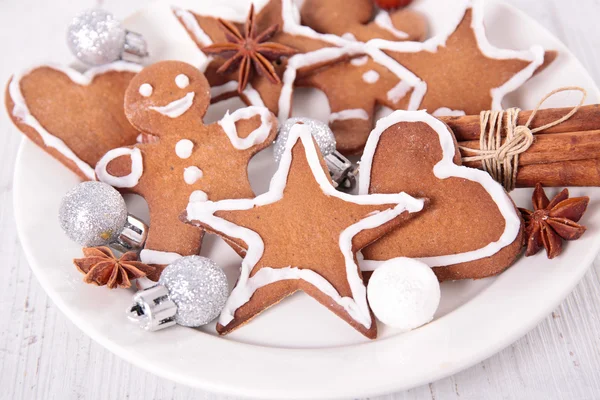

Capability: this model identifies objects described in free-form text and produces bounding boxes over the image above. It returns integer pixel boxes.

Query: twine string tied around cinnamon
[459,87,587,192]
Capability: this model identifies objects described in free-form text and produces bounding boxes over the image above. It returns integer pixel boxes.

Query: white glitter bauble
[159,256,229,327]
[367,257,440,332]
[59,181,128,247]
[67,9,126,65]
[274,118,336,162]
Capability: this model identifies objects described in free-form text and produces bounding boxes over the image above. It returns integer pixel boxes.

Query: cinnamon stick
[515,158,600,187]
[441,104,600,142]
[460,129,600,168]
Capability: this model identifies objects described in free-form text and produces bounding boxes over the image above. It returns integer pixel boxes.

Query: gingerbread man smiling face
[96,61,278,269]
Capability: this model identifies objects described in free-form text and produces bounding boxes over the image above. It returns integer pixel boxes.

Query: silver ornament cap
[274,117,336,163]
[159,256,229,327]
[67,9,148,65]
[59,181,128,247]
[274,118,357,191]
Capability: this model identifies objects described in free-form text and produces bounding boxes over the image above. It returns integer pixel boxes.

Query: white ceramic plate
[12,0,600,398]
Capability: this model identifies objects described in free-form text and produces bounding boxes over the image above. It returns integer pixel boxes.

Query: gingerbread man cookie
[298,0,557,154]
[359,110,524,281]
[95,61,277,268]
[182,123,425,338]
[5,61,142,180]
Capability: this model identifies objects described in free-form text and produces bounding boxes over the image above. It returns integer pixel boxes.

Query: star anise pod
[73,247,158,289]
[202,4,297,93]
[519,183,589,259]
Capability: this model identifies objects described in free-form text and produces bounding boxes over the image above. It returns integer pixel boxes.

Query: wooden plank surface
[0,0,599,399]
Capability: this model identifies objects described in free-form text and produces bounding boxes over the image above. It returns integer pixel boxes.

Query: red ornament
[374,0,413,10]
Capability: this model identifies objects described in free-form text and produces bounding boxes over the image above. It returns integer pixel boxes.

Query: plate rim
[12,0,600,398]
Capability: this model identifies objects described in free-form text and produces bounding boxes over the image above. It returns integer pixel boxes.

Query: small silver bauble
[274,117,357,191]
[59,181,148,251]
[274,117,336,162]
[128,256,229,330]
[67,9,148,65]
[59,181,128,247]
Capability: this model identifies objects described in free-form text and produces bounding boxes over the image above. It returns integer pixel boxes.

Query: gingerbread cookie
[301,0,427,43]
[359,110,524,281]
[182,123,425,338]
[5,61,142,180]
[173,0,424,124]
[95,61,277,269]
[298,0,557,154]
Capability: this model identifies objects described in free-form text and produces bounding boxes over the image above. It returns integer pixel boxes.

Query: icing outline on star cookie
[358,110,522,269]
[184,124,425,328]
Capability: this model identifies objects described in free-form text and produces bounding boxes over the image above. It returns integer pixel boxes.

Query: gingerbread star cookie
[298,0,557,154]
[359,110,524,281]
[5,61,142,180]
[95,61,277,269]
[182,123,425,338]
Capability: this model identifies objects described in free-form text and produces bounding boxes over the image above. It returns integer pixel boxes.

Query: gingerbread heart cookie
[95,61,277,270]
[182,123,425,338]
[5,61,142,180]
[359,110,524,281]
[298,0,557,154]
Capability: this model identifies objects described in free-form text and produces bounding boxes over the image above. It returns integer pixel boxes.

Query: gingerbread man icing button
[95,61,278,271]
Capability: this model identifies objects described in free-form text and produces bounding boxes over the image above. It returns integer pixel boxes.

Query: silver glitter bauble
[67,9,125,65]
[59,181,128,247]
[274,117,336,162]
[159,256,229,327]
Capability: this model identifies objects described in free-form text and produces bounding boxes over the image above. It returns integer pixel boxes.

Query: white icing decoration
[172,7,213,46]
[136,134,144,143]
[175,74,190,89]
[329,109,369,123]
[342,33,357,41]
[8,61,143,180]
[175,139,194,159]
[189,190,208,203]
[367,257,440,331]
[242,84,266,107]
[210,82,266,107]
[95,147,144,188]
[373,10,409,40]
[432,107,466,117]
[149,92,195,118]
[183,166,203,184]
[362,70,380,84]
[210,81,238,98]
[140,249,182,265]
[185,125,424,328]
[358,110,522,268]
[139,83,153,97]
[218,106,273,150]
[350,56,369,66]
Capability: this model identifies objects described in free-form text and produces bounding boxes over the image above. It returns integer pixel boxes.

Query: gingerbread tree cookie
[5,62,142,180]
[95,61,277,268]
[298,0,557,154]
[182,124,425,338]
[359,110,524,281]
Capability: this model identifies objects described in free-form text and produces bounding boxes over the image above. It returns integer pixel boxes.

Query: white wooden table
[1,0,599,398]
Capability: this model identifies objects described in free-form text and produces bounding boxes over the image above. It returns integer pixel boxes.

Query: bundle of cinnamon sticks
[440,104,600,187]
